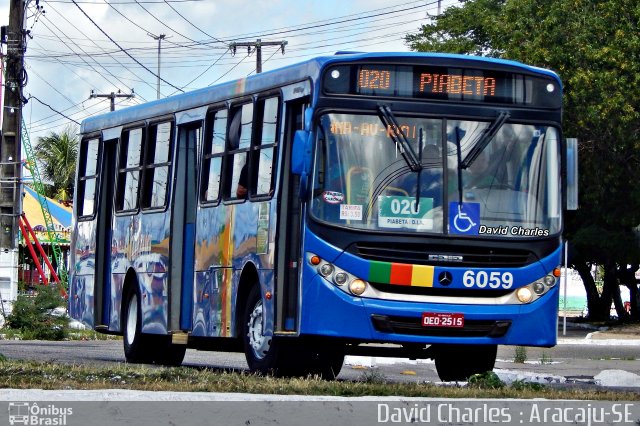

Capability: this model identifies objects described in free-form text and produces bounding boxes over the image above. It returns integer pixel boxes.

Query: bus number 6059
[462,270,513,289]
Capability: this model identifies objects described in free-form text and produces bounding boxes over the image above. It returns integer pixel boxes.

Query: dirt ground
[587,322,640,340]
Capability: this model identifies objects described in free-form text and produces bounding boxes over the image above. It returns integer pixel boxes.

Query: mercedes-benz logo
[438,271,453,286]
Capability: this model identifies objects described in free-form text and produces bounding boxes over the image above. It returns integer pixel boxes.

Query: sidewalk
[557,318,640,345]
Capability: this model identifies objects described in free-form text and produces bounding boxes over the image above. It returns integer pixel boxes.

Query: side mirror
[566,138,578,210]
[292,130,312,176]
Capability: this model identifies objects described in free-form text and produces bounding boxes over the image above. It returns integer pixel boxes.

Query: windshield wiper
[460,111,510,169]
[377,105,422,172]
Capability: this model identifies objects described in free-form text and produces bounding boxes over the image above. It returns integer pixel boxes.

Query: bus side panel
[110,215,134,332]
[193,204,233,338]
[193,201,275,338]
[193,268,230,337]
[232,201,276,337]
[108,248,127,331]
[109,212,171,335]
[69,220,98,327]
[137,212,171,335]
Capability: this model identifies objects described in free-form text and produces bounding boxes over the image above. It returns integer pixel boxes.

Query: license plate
[422,312,464,328]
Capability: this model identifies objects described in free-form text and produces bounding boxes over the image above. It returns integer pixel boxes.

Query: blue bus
[70,52,576,381]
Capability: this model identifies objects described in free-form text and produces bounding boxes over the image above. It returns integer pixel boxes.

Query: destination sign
[323,63,561,108]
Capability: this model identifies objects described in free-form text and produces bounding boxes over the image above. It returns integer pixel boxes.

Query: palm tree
[34,126,79,202]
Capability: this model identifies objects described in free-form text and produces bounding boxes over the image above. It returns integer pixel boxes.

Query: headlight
[307,253,369,296]
[514,268,561,304]
[334,272,348,286]
[533,282,546,295]
[543,275,556,286]
[516,287,533,303]
[349,279,367,295]
[319,263,334,277]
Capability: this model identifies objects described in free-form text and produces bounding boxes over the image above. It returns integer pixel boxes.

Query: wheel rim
[126,293,138,346]
[247,299,270,360]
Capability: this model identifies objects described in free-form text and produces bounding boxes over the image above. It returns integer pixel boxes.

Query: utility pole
[0,0,27,249]
[147,33,168,100]
[89,89,135,112]
[230,39,287,74]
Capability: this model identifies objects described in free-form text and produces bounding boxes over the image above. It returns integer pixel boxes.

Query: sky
[1,0,459,144]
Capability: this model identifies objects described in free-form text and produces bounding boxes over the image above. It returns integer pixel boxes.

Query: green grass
[0,359,638,401]
[1,329,121,341]
[539,352,553,365]
[514,346,527,363]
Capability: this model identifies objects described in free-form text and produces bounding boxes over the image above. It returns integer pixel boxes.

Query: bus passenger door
[275,98,307,333]
[94,138,117,329]
[169,122,200,333]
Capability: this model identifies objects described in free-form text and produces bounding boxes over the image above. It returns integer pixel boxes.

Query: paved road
[1,328,638,390]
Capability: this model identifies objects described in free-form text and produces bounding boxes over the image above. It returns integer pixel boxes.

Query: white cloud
[1,0,453,140]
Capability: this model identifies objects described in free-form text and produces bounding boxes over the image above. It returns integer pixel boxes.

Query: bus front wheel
[243,285,283,375]
[243,285,345,378]
[434,344,497,382]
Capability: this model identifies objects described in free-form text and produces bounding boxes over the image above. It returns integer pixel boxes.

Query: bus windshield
[310,113,561,238]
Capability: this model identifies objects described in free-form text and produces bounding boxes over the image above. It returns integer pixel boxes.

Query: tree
[34,126,79,203]
[406,0,640,321]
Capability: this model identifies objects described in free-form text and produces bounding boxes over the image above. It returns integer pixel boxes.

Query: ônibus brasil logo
[8,402,73,426]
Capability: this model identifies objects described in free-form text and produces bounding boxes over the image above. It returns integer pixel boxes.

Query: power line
[171,49,229,94]
[26,1,432,59]
[220,1,435,42]
[27,66,78,107]
[24,0,446,139]
[230,39,287,74]
[28,95,81,125]
[133,0,203,44]
[46,0,205,3]
[70,0,185,93]
[162,0,228,46]
[207,55,249,86]
[37,17,140,99]
[45,2,156,99]
[90,89,136,111]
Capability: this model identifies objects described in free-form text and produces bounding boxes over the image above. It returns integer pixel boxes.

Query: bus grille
[368,283,512,298]
[371,315,511,338]
[353,242,533,267]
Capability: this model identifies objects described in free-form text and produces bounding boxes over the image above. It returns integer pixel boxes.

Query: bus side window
[77,138,101,218]
[141,121,172,209]
[201,108,227,203]
[115,128,143,212]
[225,103,253,199]
[253,96,279,197]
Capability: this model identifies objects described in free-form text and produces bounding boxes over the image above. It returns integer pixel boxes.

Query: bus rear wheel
[152,336,187,366]
[434,344,497,382]
[123,287,152,363]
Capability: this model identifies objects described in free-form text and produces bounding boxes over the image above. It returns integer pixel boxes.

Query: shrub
[5,285,68,340]
[514,346,527,363]
[467,371,505,389]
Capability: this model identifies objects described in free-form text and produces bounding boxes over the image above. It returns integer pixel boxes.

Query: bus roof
[80,52,561,136]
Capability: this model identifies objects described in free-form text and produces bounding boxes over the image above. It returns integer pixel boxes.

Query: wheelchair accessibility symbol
[449,202,480,235]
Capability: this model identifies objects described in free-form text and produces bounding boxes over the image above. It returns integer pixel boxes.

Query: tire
[434,344,497,382]
[243,285,283,375]
[123,287,152,363]
[308,345,345,380]
[152,336,187,366]
[243,285,344,379]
